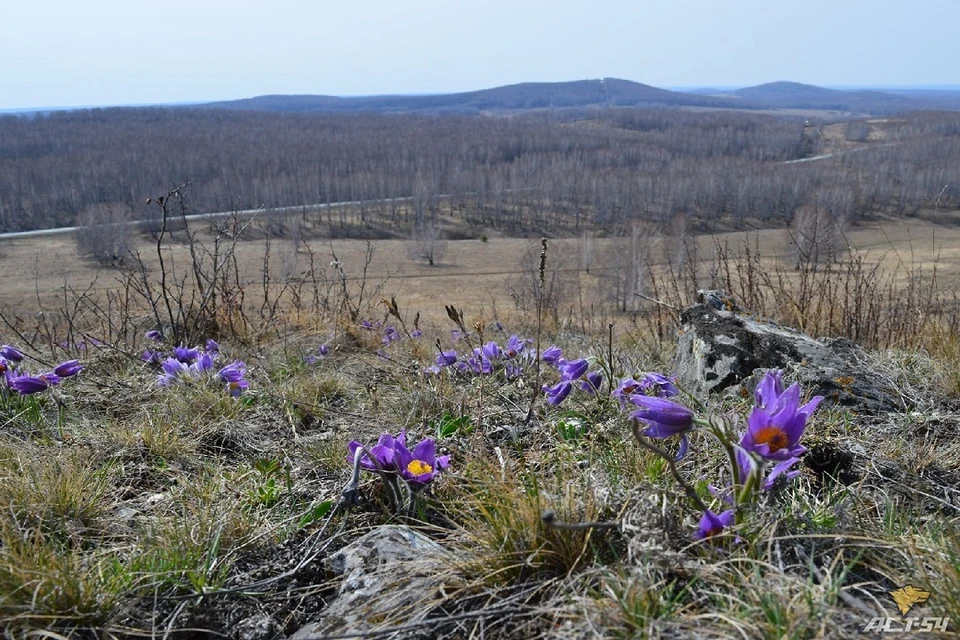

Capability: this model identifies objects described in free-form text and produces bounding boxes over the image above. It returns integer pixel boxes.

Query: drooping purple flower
[740,374,821,461]
[9,375,52,395]
[395,437,450,485]
[694,509,735,541]
[630,395,696,459]
[347,431,406,472]
[436,350,458,368]
[53,360,83,378]
[172,346,200,364]
[0,345,24,362]
[205,339,220,353]
[145,330,163,343]
[559,358,589,382]
[541,345,563,366]
[580,371,603,394]
[481,341,502,361]
[543,380,573,406]
[638,373,679,398]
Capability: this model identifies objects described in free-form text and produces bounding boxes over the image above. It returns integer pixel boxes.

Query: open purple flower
[347,431,406,472]
[504,335,526,359]
[694,509,735,540]
[158,357,191,386]
[740,374,821,461]
[630,395,695,459]
[217,360,249,396]
[53,360,83,378]
[0,345,24,362]
[541,345,563,366]
[395,437,450,485]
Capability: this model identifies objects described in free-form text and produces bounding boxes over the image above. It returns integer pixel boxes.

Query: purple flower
[145,330,163,342]
[347,431,406,472]
[694,509,735,541]
[762,457,803,490]
[205,339,220,353]
[53,360,83,378]
[754,369,785,411]
[503,335,526,359]
[543,380,573,406]
[639,373,679,398]
[395,437,450,485]
[411,329,423,339]
[382,325,401,345]
[505,361,523,380]
[481,341,502,361]
[580,371,602,394]
[217,360,249,396]
[541,345,563,365]
[559,358,589,381]
[630,395,696,459]
[0,358,10,376]
[450,329,464,342]
[158,357,190,386]
[319,344,330,356]
[361,319,381,331]
[436,350,458,368]
[740,373,822,461]
[613,377,642,406]
[0,345,24,362]
[172,346,200,364]
[141,350,162,364]
[10,375,53,395]
[193,352,217,374]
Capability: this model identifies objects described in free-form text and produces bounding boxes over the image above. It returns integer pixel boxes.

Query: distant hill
[200,79,960,116]
[202,78,739,114]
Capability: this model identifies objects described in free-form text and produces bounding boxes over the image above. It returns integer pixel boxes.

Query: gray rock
[235,615,283,640]
[290,525,451,640]
[675,302,904,412]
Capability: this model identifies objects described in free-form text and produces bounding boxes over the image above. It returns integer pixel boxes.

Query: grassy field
[0,211,959,638]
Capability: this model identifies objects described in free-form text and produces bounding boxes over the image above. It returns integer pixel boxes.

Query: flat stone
[290,525,450,640]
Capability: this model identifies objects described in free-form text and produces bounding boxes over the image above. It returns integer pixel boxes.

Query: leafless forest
[2,106,960,235]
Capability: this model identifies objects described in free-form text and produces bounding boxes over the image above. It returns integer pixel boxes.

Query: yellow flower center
[754,426,789,453]
[407,459,433,476]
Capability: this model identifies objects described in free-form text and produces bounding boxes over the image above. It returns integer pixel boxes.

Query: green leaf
[298,500,334,528]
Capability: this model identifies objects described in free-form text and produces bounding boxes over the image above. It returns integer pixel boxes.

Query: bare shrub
[74,202,134,266]
[408,214,447,266]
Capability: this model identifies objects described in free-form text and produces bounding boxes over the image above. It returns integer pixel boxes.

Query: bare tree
[408,214,447,266]
[74,202,134,266]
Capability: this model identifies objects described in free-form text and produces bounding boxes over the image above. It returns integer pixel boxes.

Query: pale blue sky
[2,0,958,110]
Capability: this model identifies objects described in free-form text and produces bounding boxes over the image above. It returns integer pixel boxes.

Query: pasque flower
[740,372,821,461]
[630,395,696,459]
[217,360,249,396]
[0,345,24,362]
[541,345,563,365]
[9,375,54,395]
[543,380,573,406]
[53,360,83,378]
[395,437,450,485]
[347,431,406,471]
[694,509,735,540]
[639,372,679,398]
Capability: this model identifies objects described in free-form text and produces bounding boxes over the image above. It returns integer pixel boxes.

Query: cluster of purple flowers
[427,334,533,379]
[0,344,83,396]
[347,430,450,486]
[540,346,612,406]
[142,333,249,397]
[623,369,822,541]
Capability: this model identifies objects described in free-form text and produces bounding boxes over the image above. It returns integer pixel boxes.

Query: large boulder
[674,293,903,412]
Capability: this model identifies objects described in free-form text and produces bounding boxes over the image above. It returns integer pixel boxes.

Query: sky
[2,0,959,110]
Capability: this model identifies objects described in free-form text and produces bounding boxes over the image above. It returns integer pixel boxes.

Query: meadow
[0,199,959,639]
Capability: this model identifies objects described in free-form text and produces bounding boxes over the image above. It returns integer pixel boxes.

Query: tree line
[1,106,959,235]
